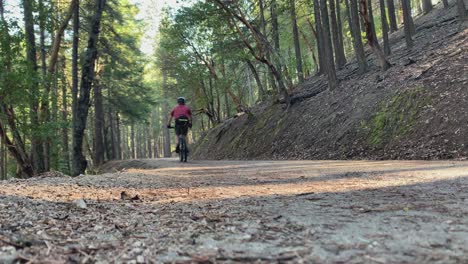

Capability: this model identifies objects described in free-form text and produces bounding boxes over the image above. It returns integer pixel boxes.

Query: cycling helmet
[177,97,185,104]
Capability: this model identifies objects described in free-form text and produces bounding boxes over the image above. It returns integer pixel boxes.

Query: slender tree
[72,0,79,127]
[320,0,339,90]
[402,0,414,48]
[387,0,398,32]
[379,0,391,56]
[329,0,347,68]
[422,0,432,14]
[72,0,107,176]
[458,0,467,19]
[349,0,368,73]
[290,0,305,82]
[93,78,105,167]
[313,0,326,74]
[360,0,391,70]
[23,0,45,174]
[442,0,449,8]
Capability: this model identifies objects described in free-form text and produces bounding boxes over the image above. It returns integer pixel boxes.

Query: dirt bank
[192,5,468,161]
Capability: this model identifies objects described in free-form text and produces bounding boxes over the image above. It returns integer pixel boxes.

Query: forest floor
[1,159,468,263]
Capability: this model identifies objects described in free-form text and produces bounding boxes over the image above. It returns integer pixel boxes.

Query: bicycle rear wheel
[179,137,187,162]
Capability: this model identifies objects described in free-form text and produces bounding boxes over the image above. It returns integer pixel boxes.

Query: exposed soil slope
[1,159,468,262]
[192,5,468,160]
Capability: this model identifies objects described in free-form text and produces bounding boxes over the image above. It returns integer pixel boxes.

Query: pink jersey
[171,105,192,119]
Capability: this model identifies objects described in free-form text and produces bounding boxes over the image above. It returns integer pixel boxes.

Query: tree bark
[458,0,467,19]
[0,106,34,178]
[290,0,305,82]
[271,0,281,54]
[23,0,45,175]
[442,0,448,8]
[349,0,368,73]
[313,0,326,74]
[270,0,283,94]
[360,0,391,70]
[367,0,378,43]
[329,0,347,68]
[422,0,432,14]
[131,124,136,159]
[379,0,391,56]
[336,0,347,66]
[163,101,171,158]
[386,0,398,32]
[259,0,277,94]
[299,29,319,73]
[72,0,79,128]
[71,0,106,176]
[320,0,339,90]
[61,67,70,174]
[93,81,105,167]
[246,61,265,101]
[402,0,414,48]
[115,113,122,160]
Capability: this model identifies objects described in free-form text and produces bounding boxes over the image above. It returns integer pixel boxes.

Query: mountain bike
[178,133,188,163]
[168,124,189,163]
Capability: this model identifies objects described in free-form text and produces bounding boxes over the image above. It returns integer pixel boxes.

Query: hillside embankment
[193,5,468,160]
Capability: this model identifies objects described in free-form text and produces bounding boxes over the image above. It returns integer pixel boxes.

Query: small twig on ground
[0,235,25,249]
[217,254,297,262]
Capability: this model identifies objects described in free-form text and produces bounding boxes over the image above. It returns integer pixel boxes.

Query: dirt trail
[1,159,468,263]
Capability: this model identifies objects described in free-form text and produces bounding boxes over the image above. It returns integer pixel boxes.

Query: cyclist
[167,97,192,153]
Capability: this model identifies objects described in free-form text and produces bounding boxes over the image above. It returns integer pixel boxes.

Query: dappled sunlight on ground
[1,160,467,203]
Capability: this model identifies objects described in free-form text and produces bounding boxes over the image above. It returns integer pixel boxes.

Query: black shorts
[175,117,189,136]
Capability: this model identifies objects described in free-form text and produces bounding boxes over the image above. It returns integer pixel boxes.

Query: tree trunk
[0,106,34,178]
[349,0,368,73]
[386,0,398,31]
[329,0,347,68]
[259,0,277,94]
[0,127,4,179]
[72,0,79,122]
[271,0,281,54]
[246,61,265,101]
[61,68,70,175]
[93,82,105,167]
[270,0,283,93]
[163,102,171,157]
[131,124,136,159]
[402,0,415,34]
[336,0,347,65]
[147,125,152,159]
[71,0,106,176]
[422,0,432,14]
[320,0,339,90]
[39,0,51,172]
[458,0,467,19]
[115,113,122,160]
[442,0,448,8]
[402,0,414,48]
[379,0,391,56]
[313,0,326,74]
[23,0,45,175]
[299,29,319,73]
[290,0,305,82]
[360,0,392,70]
[367,0,378,42]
